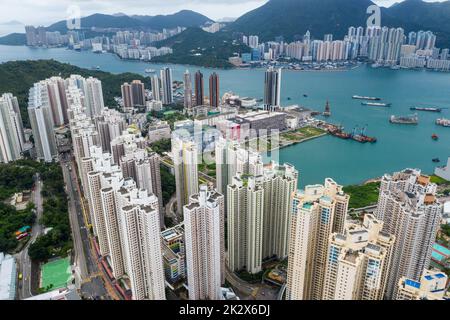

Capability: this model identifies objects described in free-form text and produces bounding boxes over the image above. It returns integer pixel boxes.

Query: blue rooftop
[302,202,313,209]
[405,279,421,289]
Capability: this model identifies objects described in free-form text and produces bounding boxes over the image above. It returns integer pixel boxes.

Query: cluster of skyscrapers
[182,70,221,113]
[239,26,450,71]
[24,25,69,47]
[286,169,445,300]
[65,76,168,300]
[171,115,446,300]
[4,62,446,300]
[25,25,181,61]
[120,68,174,111]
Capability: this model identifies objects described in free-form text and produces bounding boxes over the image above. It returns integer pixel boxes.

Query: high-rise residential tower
[322,214,395,300]
[172,136,199,214]
[131,80,146,107]
[262,161,298,260]
[160,68,173,105]
[66,75,105,118]
[119,187,166,300]
[119,145,164,228]
[286,178,350,300]
[227,174,265,274]
[94,108,127,153]
[121,82,133,110]
[209,72,220,108]
[151,75,161,102]
[28,83,58,162]
[183,70,193,110]
[264,67,282,111]
[375,169,442,299]
[183,185,223,300]
[194,70,204,106]
[0,93,25,163]
[121,80,145,109]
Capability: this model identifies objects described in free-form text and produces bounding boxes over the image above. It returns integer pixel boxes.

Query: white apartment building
[172,136,199,214]
[28,83,58,162]
[0,93,25,163]
[286,178,350,300]
[119,146,164,227]
[227,175,265,274]
[395,269,448,300]
[94,108,127,153]
[322,214,395,300]
[183,185,222,300]
[262,161,298,260]
[375,169,443,299]
[67,75,105,118]
[119,188,166,300]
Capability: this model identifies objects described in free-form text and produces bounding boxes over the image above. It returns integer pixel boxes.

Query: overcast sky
[0,0,446,29]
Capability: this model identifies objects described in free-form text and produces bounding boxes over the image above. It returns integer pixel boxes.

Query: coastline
[0,45,449,75]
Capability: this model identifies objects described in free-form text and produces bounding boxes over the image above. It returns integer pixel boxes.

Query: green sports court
[40,257,72,289]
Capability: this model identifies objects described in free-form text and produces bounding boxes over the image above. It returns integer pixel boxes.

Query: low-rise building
[0,252,16,300]
[161,224,186,285]
[235,110,286,137]
[147,121,171,144]
[435,157,450,181]
[25,287,81,300]
[395,270,448,300]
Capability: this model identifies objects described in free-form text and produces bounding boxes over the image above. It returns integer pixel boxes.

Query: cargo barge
[390,114,419,125]
[352,95,381,101]
[362,102,392,107]
[410,107,442,112]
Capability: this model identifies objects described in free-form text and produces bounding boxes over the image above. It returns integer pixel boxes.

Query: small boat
[303,94,308,98]
[432,158,440,163]
[432,134,439,140]
[145,68,156,74]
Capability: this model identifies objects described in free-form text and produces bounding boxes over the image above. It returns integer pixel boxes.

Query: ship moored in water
[328,125,376,143]
[436,118,450,127]
[352,95,381,101]
[390,114,419,125]
[410,106,442,112]
[362,102,392,107]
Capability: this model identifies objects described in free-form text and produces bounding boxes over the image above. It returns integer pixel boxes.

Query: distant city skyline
[0,0,448,31]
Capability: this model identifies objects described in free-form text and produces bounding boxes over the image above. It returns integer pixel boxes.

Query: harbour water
[1,45,450,187]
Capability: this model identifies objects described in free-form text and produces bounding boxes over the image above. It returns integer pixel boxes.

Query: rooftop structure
[0,252,16,300]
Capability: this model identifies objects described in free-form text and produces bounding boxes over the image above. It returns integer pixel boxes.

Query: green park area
[281,126,326,142]
[40,257,72,291]
[343,182,381,209]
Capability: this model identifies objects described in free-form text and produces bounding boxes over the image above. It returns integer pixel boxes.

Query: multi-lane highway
[60,152,112,299]
[16,173,43,300]
[15,152,111,300]
[61,155,89,280]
